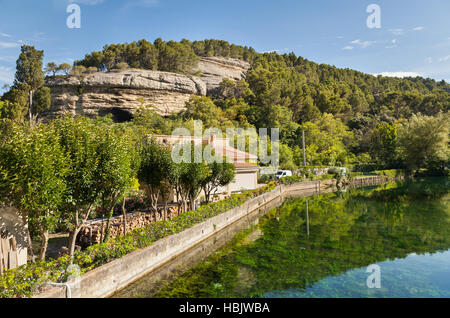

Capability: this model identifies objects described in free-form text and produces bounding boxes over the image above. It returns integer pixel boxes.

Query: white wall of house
[0,206,28,267]
[229,170,258,192]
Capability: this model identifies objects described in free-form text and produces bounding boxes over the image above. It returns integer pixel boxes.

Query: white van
[275,170,292,179]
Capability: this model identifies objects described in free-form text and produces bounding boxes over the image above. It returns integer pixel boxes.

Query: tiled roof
[233,162,259,169]
[152,134,259,165]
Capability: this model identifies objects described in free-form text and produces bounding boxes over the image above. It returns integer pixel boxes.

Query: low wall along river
[34,176,392,298]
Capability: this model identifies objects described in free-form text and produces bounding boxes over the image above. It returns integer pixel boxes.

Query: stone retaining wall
[78,206,181,247]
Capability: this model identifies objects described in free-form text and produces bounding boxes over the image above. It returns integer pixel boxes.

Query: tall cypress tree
[14,45,45,124]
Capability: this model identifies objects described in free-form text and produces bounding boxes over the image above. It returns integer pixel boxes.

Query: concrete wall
[35,177,386,298]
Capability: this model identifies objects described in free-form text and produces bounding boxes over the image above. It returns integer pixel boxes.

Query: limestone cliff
[43,70,206,121]
[43,57,251,121]
[195,56,251,95]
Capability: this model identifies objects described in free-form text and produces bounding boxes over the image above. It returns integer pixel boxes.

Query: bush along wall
[0,182,277,298]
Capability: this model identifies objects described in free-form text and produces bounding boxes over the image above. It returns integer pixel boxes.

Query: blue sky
[0,0,449,92]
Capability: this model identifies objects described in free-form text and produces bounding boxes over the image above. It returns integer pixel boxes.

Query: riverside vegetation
[0,38,448,297]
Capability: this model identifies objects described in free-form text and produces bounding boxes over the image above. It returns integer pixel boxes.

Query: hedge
[279,176,305,185]
[0,182,277,298]
[371,169,404,178]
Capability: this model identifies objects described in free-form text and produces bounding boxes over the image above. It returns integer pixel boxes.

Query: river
[114,177,450,298]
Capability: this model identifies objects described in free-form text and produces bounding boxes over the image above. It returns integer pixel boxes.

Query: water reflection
[305,199,309,237]
[119,178,450,298]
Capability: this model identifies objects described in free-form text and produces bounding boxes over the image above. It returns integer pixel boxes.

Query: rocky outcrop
[195,56,251,95]
[43,57,251,121]
[43,70,207,120]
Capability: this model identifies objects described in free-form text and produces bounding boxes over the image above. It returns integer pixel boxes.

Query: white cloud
[342,46,353,50]
[374,71,421,78]
[263,48,291,54]
[388,28,404,36]
[350,39,375,48]
[0,66,14,83]
[425,57,433,64]
[336,36,344,39]
[0,41,18,48]
[413,26,424,31]
[68,0,105,5]
[439,55,450,62]
[0,33,12,38]
[385,39,397,48]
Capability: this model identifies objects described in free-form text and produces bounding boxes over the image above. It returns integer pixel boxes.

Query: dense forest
[71,38,449,172]
[1,38,449,173]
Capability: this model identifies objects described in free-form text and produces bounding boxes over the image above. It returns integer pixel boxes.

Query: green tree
[44,62,58,77]
[71,65,87,77]
[182,96,223,128]
[299,114,352,166]
[155,39,199,74]
[53,115,136,261]
[14,45,45,124]
[54,116,100,261]
[369,122,398,165]
[138,138,175,216]
[201,157,235,203]
[279,143,297,171]
[114,62,129,72]
[94,122,136,242]
[57,63,72,75]
[0,122,68,260]
[398,113,449,173]
[173,145,210,211]
[32,86,51,114]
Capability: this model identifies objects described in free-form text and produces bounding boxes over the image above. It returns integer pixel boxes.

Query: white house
[151,134,259,196]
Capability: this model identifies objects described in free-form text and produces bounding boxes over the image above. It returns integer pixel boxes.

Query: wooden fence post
[1,237,8,270]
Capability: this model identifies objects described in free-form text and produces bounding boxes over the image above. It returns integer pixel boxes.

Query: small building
[152,134,259,196]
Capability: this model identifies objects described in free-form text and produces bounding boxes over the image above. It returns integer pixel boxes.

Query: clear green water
[145,178,450,298]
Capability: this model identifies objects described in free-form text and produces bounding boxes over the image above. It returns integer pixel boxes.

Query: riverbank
[145,177,450,298]
[33,175,394,298]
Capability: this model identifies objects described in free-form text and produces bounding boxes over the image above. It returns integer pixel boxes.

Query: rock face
[195,56,251,95]
[43,70,207,121]
[43,57,251,121]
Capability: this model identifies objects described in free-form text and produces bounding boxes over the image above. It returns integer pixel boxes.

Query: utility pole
[302,130,306,167]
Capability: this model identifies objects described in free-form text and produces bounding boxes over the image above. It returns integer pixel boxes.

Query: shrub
[297,167,314,179]
[327,167,341,175]
[114,62,129,72]
[315,174,334,181]
[347,171,364,178]
[257,174,272,184]
[371,169,404,178]
[280,176,304,185]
